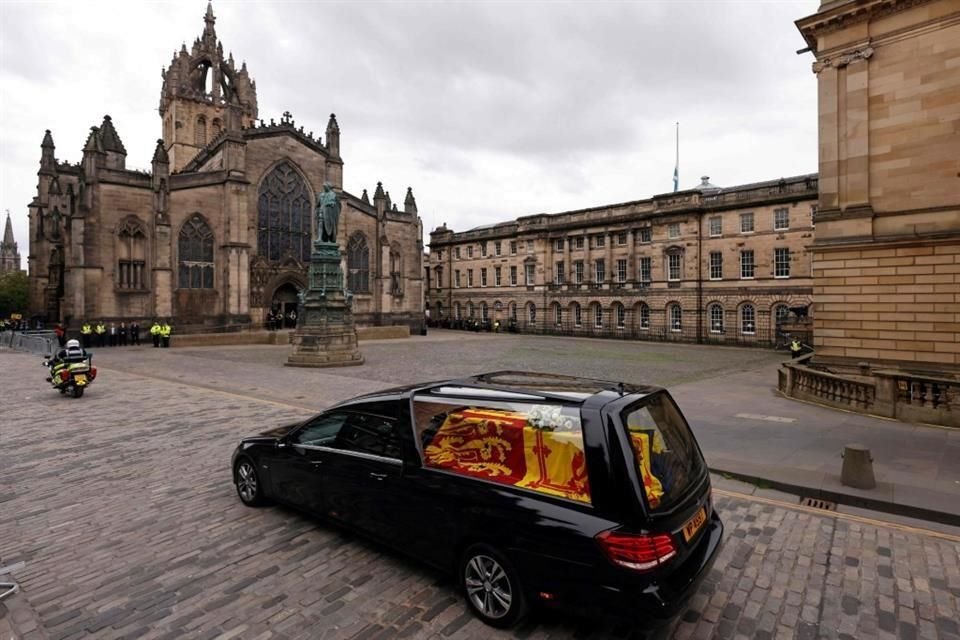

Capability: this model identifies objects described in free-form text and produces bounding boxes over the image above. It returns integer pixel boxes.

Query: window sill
[115,288,150,294]
[740,277,755,280]
[774,275,791,279]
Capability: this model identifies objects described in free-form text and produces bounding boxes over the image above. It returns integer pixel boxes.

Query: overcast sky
[0,0,820,262]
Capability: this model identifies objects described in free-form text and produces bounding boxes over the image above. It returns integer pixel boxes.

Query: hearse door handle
[369,472,387,481]
[310,460,324,467]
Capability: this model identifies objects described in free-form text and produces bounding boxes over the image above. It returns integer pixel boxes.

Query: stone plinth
[285,241,364,368]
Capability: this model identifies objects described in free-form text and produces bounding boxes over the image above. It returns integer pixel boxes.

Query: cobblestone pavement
[1,348,959,640]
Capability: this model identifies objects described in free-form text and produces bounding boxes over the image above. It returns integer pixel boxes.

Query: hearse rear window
[621,392,705,512]
[412,397,591,504]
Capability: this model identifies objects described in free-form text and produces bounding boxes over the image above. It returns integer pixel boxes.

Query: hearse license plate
[74,374,87,385]
[682,507,707,542]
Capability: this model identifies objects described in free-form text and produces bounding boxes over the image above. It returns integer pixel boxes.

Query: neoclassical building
[26,4,424,332]
[427,174,817,346]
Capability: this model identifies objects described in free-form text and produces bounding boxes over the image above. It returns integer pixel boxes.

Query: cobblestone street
[1,344,959,639]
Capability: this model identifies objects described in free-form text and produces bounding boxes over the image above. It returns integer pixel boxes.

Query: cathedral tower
[1,210,21,273]
[159,2,257,172]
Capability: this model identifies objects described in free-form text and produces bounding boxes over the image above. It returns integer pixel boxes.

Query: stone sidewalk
[74,329,960,523]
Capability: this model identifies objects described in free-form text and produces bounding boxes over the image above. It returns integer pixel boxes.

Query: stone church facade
[27,4,424,333]
[1,212,21,274]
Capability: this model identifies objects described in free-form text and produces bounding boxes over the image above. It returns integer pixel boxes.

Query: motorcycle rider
[46,339,89,381]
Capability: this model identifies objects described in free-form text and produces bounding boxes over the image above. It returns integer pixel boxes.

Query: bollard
[841,443,876,490]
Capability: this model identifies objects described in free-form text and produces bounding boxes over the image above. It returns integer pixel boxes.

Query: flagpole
[673,122,679,193]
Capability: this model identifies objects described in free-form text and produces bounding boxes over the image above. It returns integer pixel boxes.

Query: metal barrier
[0,331,58,357]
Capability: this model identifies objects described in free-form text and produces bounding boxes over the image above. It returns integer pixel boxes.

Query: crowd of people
[0,316,175,349]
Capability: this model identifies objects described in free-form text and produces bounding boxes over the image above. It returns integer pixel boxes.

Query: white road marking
[735,413,796,423]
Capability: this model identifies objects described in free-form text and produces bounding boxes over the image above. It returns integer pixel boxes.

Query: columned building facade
[428,175,817,346]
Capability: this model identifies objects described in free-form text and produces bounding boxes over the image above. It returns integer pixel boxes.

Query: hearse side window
[334,412,402,460]
[620,392,704,512]
[291,412,350,447]
[412,396,591,504]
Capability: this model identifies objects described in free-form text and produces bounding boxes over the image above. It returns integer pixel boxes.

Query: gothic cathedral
[27,3,424,332]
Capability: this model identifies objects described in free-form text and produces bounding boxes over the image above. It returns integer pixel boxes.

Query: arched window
[117,219,146,290]
[211,118,222,136]
[257,162,312,263]
[638,303,650,329]
[615,303,626,329]
[527,302,537,324]
[593,303,603,328]
[668,303,682,332]
[347,233,370,293]
[178,214,214,289]
[553,302,562,326]
[467,302,475,318]
[436,301,443,318]
[390,245,403,295]
[481,302,489,321]
[494,301,502,312]
[455,302,462,320]
[741,303,756,335]
[572,302,582,327]
[195,115,207,146]
[774,304,789,326]
[509,302,517,321]
[709,304,724,333]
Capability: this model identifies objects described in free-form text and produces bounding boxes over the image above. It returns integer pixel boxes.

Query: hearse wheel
[460,544,528,628]
[234,458,267,507]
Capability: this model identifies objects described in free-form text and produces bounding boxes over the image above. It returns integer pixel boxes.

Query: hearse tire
[234,458,268,507]
[460,543,528,628]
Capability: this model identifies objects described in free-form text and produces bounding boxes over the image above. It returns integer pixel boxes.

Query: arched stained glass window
[178,214,214,289]
[257,162,312,263]
[347,233,370,293]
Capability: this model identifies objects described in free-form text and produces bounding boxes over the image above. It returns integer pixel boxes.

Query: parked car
[232,371,723,627]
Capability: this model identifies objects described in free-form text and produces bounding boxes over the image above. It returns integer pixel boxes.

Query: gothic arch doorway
[271,282,300,328]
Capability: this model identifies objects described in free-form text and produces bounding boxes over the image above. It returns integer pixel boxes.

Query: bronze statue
[316,183,340,243]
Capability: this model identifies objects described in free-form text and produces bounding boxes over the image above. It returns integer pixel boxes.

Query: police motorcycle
[43,339,97,398]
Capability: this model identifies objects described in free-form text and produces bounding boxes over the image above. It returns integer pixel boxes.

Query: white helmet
[66,339,80,349]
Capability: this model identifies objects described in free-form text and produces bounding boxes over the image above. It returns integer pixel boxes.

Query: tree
[0,270,28,318]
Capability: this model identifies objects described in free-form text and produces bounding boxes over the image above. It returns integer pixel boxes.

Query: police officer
[150,320,162,348]
[94,320,106,348]
[160,320,172,348]
[80,320,93,349]
[790,337,803,357]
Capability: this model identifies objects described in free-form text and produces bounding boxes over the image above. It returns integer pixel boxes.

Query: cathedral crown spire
[3,210,14,246]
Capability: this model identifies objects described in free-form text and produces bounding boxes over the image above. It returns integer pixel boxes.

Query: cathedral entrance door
[272,283,300,328]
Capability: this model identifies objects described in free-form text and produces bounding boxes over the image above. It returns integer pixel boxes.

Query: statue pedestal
[285,242,364,368]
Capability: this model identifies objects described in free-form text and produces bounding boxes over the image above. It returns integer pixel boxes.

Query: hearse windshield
[620,392,706,512]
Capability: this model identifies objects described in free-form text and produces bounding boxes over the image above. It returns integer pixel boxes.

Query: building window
[669,304,682,332]
[455,247,461,259]
[709,251,723,280]
[639,257,651,284]
[528,303,537,323]
[594,234,605,248]
[455,270,461,288]
[435,266,443,290]
[741,304,756,335]
[555,261,565,284]
[639,227,652,243]
[436,250,443,260]
[178,214,214,289]
[667,254,681,281]
[480,242,487,257]
[480,268,487,287]
[554,303,562,326]
[573,303,582,327]
[617,231,627,245]
[345,232,370,293]
[525,263,535,286]
[774,207,790,231]
[616,259,627,284]
[467,246,474,258]
[468,302,475,318]
[195,115,207,146]
[526,239,534,253]
[495,241,502,256]
[595,259,605,283]
[774,304,789,326]
[117,219,146,290]
[510,266,517,286]
[740,212,754,234]
[554,238,564,252]
[775,248,791,278]
[467,269,474,287]
[639,303,650,329]
[436,301,444,318]
[455,302,461,320]
[594,303,603,328]
[574,260,584,284]
[481,302,488,321]
[510,241,517,255]
[668,222,680,239]
[615,304,625,329]
[495,267,502,286]
[709,216,722,237]
[709,304,724,333]
[575,236,585,250]
[257,161,312,262]
[740,250,755,279]
[509,302,517,321]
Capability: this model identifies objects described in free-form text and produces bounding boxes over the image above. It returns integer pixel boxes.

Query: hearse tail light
[596,530,677,572]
